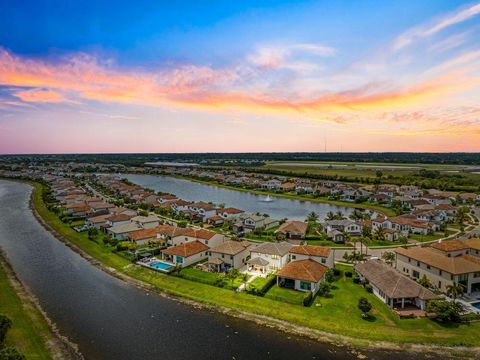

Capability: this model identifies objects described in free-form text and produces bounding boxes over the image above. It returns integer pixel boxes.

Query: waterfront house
[127,226,168,245]
[355,260,438,311]
[207,240,254,272]
[161,241,209,268]
[217,207,245,219]
[86,214,111,229]
[395,246,480,295]
[131,215,160,229]
[275,221,308,240]
[169,228,225,248]
[105,213,135,228]
[107,223,143,240]
[276,259,328,295]
[289,245,334,268]
[324,219,362,236]
[188,202,217,220]
[248,241,292,272]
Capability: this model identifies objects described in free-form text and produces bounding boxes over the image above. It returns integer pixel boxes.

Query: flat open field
[263,161,480,182]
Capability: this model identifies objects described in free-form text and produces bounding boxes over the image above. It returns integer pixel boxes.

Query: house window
[438,281,442,288]
[321,258,326,264]
[176,256,184,264]
[427,265,431,270]
[230,255,233,260]
[417,261,420,267]
[205,241,209,245]
[474,272,480,278]
[439,270,442,276]
[300,281,311,290]
[412,270,420,279]
[291,255,296,260]
[271,255,279,260]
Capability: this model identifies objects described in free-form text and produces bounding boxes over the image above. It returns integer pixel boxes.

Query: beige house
[131,215,160,229]
[169,228,225,247]
[355,260,438,311]
[161,240,209,268]
[248,241,292,272]
[289,245,334,268]
[395,246,480,295]
[208,240,254,272]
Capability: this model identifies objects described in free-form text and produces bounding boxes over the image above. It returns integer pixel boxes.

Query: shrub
[333,268,340,276]
[303,291,313,307]
[344,271,353,278]
[317,282,331,297]
[353,276,360,284]
[426,300,464,322]
[365,284,373,293]
[0,314,12,344]
[358,297,372,319]
[324,269,335,283]
[0,347,25,360]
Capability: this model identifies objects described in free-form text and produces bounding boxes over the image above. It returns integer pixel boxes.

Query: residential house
[324,219,362,235]
[208,240,254,272]
[169,228,225,248]
[276,259,328,295]
[261,179,282,190]
[355,260,438,311]
[188,202,217,220]
[131,215,160,229]
[275,221,308,240]
[289,245,334,268]
[107,223,143,240]
[217,207,245,219]
[248,241,292,272]
[395,247,480,295]
[161,241,209,267]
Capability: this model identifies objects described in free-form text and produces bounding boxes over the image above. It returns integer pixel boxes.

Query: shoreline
[0,249,83,360]
[167,174,397,216]
[24,181,480,358]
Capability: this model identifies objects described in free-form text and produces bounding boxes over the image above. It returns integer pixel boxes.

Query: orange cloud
[14,88,66,103]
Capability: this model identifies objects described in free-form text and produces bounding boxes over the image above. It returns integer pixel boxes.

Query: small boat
[261,195,274,202]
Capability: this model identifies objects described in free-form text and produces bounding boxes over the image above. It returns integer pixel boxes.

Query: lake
[121,174,359,221]
[0,180,430,359]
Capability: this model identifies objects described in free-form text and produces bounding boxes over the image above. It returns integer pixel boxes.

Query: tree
[318,282,331,297]
[0,347,25,360]
[307,211,319,223]
[382,251,395,266]
[324,269,335,283]
[455,206,469,232]
[426,300,464,322]
[227,269,239,289]
[418,275,432,288]
[358,297,372,319]
[326,211,336,221]
[0,314,12,344]
[87,227,99,239]
[446,283,464,302]
[373,226,386,241]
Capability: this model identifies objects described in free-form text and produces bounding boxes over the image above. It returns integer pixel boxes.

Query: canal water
[122,174,357,221]
[0,180,429,359]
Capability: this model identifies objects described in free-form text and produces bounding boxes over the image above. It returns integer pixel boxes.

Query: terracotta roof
[431,239,469,252]
[355,260,439,300]
[220,207,244,214]
[107,214,134,222]
[276,221,308,235]
[209,240,252,255]
[395,247,480,274]
[277,259,328,282]
[157,226,191,238]
[466,238,480,251]
[290,245,331,257]
[183,229,218,240]
[162,241,208,258]
[127,226,166,242]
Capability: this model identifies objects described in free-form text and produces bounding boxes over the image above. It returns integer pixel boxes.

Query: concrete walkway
[237,273,258,292]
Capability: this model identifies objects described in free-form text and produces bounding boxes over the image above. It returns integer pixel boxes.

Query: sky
[0,0,479,154]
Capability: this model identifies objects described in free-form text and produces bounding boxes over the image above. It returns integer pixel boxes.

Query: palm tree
[382,251,395,266]
[326,211,336,221]
[307,211,319,223]
[336,211,345,220]
[446,283,464,302]
[374,226,386,242]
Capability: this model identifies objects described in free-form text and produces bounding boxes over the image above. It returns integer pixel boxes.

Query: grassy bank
[179,176,396,216]
[31,182,480,349]
[0,257,56,359]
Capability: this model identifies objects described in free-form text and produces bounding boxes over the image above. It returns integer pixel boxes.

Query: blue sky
[0,1,479,153]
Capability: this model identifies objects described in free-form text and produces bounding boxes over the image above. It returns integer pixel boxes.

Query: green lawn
[264,286,305,305]
[0,260,54,359]
[179,267,249,289]
[31,182,480,348]
[409,231,455,242]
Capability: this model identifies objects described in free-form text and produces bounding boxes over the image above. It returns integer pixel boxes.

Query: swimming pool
[148,261,174,272]
[472,302,480,310]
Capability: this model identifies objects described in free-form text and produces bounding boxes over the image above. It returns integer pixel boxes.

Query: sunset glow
[0,1,479,153]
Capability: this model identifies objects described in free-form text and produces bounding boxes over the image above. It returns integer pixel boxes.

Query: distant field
[263,161,480,181]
